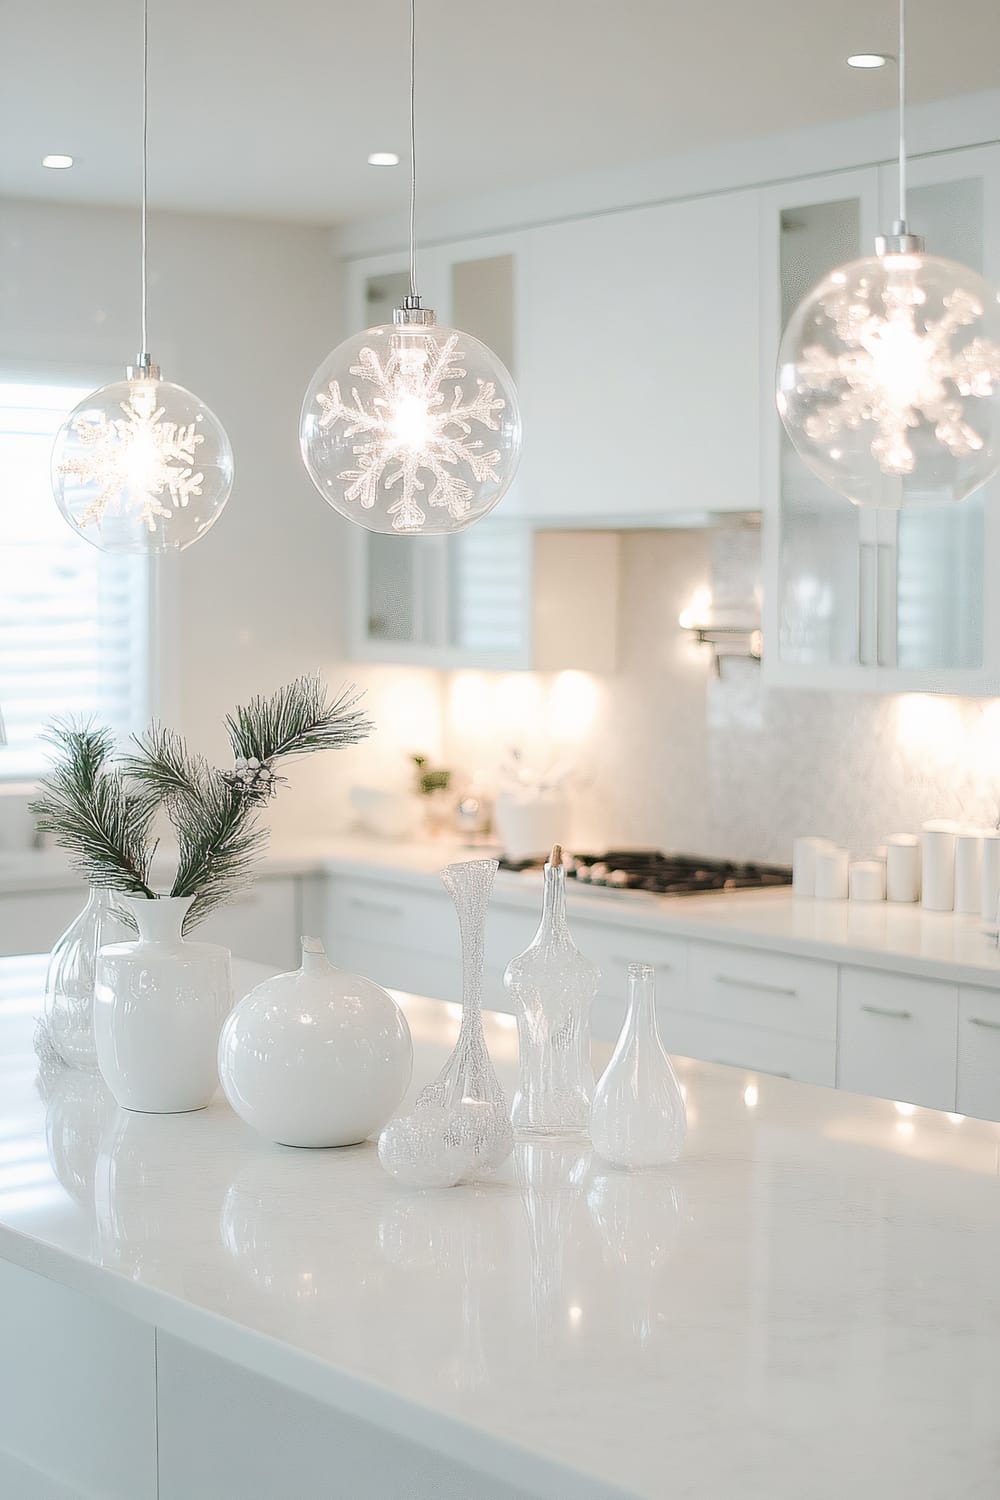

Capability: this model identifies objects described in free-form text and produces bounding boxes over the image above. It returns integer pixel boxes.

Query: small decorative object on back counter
[30,678,371,1108]
[378,858,513,1187]
[505,845,600,1138]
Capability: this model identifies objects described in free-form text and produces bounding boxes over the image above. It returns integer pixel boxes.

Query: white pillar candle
[849,860,885,902]
[885,834,920,904]
[814,847,849,900]
[921,820,959,912]
[954,830,984,915]
[792,836,834,896]
[982,831,1000,926]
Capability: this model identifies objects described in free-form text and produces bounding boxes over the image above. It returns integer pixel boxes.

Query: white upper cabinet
[760,147,1000,694]
[515,190,760,521]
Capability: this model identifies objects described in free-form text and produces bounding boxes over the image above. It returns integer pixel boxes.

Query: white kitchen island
[2,952,1000,1500]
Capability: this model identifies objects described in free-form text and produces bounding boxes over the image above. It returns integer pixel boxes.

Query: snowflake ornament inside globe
[300,303,521,535]
[52,364,234,554]
[777,249,1000,509]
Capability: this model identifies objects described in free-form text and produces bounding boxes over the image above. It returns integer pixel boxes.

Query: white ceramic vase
[94,895,232,1115]
[218,937,413,1148]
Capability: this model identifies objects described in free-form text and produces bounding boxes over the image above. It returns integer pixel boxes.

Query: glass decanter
[43,888,121,1070]
[378,858,513,1188]
[590,962,687,1169]
[505,845,600,1138]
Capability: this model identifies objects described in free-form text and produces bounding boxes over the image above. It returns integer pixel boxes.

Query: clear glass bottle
[505,846,600,1138]
[43,888,121,1070]
[590,962,687,1169]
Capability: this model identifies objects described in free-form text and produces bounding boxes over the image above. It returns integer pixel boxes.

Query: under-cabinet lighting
[367,152,400,166]
[42,154,74,169]
[847,53,892,68]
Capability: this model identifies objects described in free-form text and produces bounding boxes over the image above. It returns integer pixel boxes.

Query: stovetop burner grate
[498,849,792,896]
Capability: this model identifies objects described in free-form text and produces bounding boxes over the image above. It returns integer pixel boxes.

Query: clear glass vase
[590,962,687,1169]
[504,847,600,1138]
[43,888,121,1070]
[378,858,513,1187]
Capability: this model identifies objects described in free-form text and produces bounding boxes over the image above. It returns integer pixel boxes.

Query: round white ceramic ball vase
[218,938,413,1148]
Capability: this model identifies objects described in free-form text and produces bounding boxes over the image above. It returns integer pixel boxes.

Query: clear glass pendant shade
[300,321,521,534]
[777,252,1000,509]
[590,963,687,1170]
[52,373,234,553]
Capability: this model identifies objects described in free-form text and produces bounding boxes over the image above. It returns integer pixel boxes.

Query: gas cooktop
[499,849,793,896]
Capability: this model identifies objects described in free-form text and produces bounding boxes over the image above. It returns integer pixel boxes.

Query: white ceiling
[2,0,998,227]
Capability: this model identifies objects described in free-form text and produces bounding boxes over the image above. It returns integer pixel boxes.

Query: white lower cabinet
[957,985,1000,1121]
[838,967,959,1111]
[0,889,85,957]
[661,1009,836,1085]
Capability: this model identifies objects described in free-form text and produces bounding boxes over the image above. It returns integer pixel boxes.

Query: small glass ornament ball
[52,373,234,553]
[300,321,521,535]
[777,252,1000,509]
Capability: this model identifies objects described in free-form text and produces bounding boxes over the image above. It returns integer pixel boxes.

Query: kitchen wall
[0,195,351,840]
[340,528,1000,864]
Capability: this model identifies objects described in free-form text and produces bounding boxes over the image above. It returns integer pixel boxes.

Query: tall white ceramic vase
[94,895,232,1114]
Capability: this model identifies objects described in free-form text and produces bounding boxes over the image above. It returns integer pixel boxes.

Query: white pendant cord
[140,0,149,357]
[897,0,907,226]
[408,0,418,299]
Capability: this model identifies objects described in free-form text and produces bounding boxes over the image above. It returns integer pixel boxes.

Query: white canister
[849,860,885,902]
[981,831,1000,925]
[792,836,834,896]
[494,790,571,864]
[954,830,984,915]
[94,895,232,1114]
[921,820,959,912]
[885,834,920,903]
[814,847,849,900]
[219,937,413,1148]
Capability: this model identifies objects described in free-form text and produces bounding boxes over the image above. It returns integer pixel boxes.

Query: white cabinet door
[838,968,958,1110]
[661,1008,836,1086]
[0,888,83,957]
[517,189,759,520]
[957,985,1000,1122]
[197,877,300,970]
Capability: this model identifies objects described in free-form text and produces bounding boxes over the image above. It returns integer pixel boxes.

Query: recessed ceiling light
[42,154,74,170]
[847,53,892,68]
[367,152,400,167]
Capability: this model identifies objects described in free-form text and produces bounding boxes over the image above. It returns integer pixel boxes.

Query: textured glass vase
[43,888,122,1070]
[590,963,687,1169]
[505,846,600,1137]
[378,859,513,1187]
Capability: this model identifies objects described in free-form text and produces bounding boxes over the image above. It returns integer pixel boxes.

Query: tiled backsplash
[439,528,1000,863]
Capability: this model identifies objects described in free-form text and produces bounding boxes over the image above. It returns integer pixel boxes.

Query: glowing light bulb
[52,368,233,554]
[777,253,1000,508]
[300,316,521,535]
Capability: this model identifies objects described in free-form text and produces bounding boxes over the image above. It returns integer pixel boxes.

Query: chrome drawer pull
[861,1004,912,1020]
[712,1059,791,1079]
[348,897,404,917]
[968,1016,1000,1031]
[715,975,797,998]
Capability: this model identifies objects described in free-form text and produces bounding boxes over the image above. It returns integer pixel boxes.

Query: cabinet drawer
[0,890,84,958]
[687,941,837,1040]
[328,935,460,1006]
[326,877,452,956]
[838,968,958,1111]
[957,985,1000,1122]
[198,877,299,969]
[660,1009,836,1086]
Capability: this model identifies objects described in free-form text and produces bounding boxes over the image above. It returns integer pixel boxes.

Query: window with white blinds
[0,379,149,780]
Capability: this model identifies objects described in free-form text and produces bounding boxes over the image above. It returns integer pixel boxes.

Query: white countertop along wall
[6,833,1000,988]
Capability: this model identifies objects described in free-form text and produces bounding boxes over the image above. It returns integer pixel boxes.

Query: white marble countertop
[3,952,1000,1500]
[5,831,1000,984]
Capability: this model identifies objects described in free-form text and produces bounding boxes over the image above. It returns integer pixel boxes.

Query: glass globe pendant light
[51,0,233,554]
[300,0,521,535]
[776,0,1000,510]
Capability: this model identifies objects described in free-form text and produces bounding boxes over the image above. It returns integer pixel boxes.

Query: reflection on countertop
[3,952,1000,1500]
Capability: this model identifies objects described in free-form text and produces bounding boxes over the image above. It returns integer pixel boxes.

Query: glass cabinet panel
[777,197,864,667]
